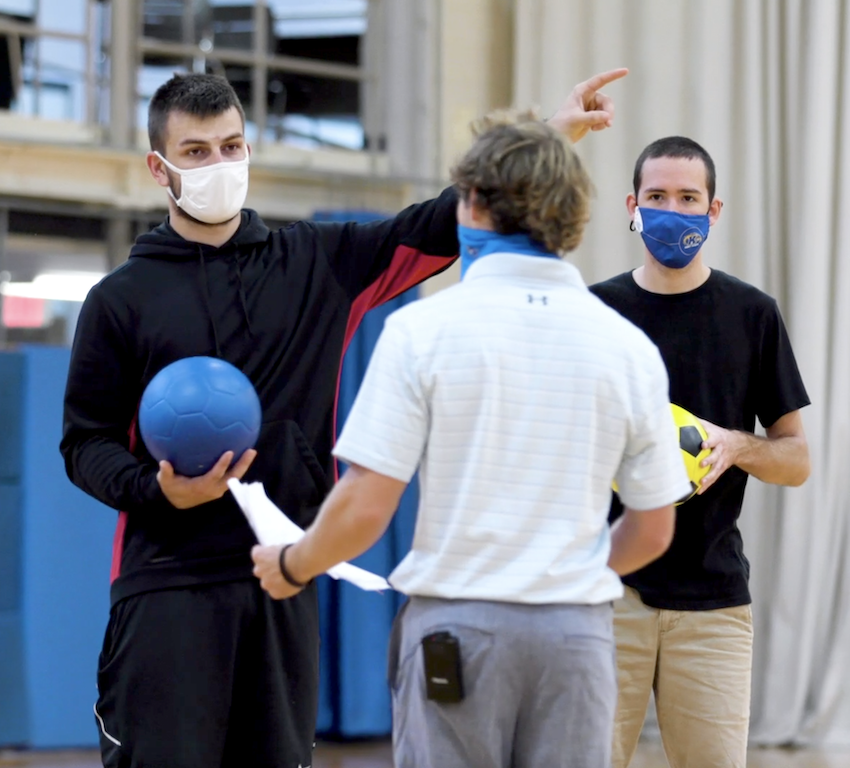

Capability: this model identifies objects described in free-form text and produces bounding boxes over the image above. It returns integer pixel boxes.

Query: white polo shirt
[333,253,691,604]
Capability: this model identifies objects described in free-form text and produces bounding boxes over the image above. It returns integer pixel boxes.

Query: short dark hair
[148,73,246,154]
[633,136,716,202]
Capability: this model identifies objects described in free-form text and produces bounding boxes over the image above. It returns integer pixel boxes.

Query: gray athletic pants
[388,596,617,768]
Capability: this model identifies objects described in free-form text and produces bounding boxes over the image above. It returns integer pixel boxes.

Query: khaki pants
[612,586,753,768]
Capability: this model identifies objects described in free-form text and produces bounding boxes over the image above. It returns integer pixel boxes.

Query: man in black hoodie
[61,70,626,768]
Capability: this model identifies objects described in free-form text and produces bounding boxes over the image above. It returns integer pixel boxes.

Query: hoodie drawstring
[197,246,222,357]
[233,256,254,337]
[197,245,254,357]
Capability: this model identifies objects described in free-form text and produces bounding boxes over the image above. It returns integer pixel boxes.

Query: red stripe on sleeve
[342,245,454,351]
[110,411,139,583]
[332,246,455,480]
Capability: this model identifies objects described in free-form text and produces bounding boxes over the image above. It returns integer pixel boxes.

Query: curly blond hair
[450,109,593,254]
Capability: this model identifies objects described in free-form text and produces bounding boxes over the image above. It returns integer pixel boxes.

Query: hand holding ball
[139,356,262,477]
[613,403,711,506]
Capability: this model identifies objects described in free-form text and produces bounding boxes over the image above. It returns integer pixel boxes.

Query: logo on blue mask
[633,206,710,269]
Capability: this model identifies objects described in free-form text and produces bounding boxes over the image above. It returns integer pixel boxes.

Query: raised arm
[317,68,630,303]
[313,186,460,304]
[547,67,629,143]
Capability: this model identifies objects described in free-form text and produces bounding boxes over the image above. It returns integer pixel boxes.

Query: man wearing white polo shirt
[252,112,691,768]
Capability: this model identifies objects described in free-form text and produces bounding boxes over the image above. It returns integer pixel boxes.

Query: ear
[456,194,473,228]
[146,152,171,189]
[467,189,489,224]
[708,196,723,226]
[626,193,638,221]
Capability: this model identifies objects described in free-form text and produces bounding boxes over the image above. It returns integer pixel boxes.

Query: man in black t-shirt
[590,136,811,768]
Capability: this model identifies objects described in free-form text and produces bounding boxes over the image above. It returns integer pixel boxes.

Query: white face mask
[155,151,250,225]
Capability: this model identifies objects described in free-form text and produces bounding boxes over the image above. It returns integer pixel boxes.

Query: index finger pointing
[577,67,629,95]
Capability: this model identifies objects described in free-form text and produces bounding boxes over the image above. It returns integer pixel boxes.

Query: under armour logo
[528,294,548,305]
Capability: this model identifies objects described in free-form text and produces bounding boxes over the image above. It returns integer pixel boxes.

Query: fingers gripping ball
[671,403,711,505]
[613,403,711,506]
[139,356,262,477]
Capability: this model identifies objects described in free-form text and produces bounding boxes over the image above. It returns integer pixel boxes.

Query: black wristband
[278,544,309,589]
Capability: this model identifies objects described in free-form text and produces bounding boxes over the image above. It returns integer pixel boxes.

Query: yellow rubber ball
[613,403,711,506]
[670,403,711,505]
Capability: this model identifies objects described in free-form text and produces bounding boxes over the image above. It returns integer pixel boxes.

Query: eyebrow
[644,186,703,195]
[177,132,245,147]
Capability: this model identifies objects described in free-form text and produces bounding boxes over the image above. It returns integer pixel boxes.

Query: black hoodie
[61,192,458,604]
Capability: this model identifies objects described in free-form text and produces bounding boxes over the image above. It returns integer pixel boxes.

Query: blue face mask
[633,206,710,269]
[457,225,557,278]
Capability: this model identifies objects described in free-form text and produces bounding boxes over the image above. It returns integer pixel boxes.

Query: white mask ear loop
[154,152,186,206]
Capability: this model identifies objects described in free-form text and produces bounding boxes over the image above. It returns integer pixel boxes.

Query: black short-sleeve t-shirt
[590,269,810,610]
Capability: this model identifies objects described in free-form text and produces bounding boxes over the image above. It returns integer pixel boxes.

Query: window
[139,0,370,150]
[0,0,375,152]
[0,0,106,124]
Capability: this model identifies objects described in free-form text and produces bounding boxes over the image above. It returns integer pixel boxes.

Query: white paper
[227,478,391,592]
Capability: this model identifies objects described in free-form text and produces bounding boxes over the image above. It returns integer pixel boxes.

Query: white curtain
[514,0,850,746]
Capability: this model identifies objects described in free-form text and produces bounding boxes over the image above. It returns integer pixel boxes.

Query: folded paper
[227,478,391,592]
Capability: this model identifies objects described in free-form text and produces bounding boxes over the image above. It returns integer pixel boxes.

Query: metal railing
[135,0,370,150]
[0,0,374,151]
[0,0,106,126]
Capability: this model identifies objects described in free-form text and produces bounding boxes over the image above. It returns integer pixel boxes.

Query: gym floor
[3,741,850,767]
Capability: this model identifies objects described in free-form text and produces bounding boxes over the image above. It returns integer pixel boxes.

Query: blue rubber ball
[139,356,262,477]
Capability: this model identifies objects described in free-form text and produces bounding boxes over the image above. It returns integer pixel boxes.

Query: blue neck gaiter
[458,226,558,278]
[634,206,710,269]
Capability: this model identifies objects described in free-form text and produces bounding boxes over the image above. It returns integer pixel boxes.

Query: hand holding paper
[228,478,391,592]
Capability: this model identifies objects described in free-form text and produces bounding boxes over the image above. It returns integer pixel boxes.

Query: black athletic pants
[94,579,319,768]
